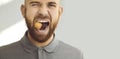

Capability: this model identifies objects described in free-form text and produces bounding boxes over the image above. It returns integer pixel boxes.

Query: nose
[38,6,49,19]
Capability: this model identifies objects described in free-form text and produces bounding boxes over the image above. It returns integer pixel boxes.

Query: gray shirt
[0,33,83,59]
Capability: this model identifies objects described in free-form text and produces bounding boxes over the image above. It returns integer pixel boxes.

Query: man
[0,0,83,59]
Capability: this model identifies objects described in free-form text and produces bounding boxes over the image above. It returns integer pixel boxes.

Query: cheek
[26,8,38,21]
[25,8,38,26]
[51,10,59,21]
[50,10,60,27]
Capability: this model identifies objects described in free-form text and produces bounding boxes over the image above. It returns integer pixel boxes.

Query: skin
[21,0,63,47]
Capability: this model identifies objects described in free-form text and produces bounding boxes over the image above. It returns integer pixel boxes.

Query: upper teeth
[39,20,48,23]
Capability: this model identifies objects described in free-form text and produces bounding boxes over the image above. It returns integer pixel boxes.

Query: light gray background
[0,0,120,59]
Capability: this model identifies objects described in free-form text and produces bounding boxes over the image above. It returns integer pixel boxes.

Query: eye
[49,4,56,7]
[30,2,40,7]
[31,3,39,6]
[48,2,56,8]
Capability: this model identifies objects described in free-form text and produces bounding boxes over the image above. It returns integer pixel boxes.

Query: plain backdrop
[0,0,120,59]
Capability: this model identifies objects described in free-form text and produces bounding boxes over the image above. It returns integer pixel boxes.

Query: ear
[21,5,26,18]
[59,6,63,16]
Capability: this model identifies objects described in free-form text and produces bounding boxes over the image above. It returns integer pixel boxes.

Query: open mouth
[39,21,49,30]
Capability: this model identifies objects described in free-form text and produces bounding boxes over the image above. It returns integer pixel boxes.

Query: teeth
[39,20,48,23]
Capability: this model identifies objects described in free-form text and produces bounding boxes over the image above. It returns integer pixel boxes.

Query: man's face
[21,0,63,42]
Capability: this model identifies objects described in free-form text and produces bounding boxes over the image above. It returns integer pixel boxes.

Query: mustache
[34,14,50,20]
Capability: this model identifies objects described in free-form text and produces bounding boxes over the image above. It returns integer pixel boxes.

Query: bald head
[23,0,62,6]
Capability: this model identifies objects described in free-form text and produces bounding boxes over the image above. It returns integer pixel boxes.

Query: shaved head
[23,0,62,6]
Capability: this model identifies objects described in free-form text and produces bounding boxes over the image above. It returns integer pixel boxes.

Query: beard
[24,13,58,43]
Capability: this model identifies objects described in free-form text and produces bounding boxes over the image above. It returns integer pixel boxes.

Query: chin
[29,30,51,43]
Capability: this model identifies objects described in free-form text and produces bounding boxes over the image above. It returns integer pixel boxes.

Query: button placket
[38,48,43,59]
[38,48,46,59]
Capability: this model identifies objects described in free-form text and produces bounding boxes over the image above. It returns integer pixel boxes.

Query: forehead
[25,0,60,3]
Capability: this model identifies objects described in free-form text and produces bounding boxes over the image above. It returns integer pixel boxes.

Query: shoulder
[58,40,81,52]
[0,41,22,55]
[0,41,20,50]
[57,40,83,59]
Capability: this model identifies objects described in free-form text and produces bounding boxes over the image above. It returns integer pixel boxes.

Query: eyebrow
[48,2,57,5]
[29,1,57,5]
[29,1,40,4]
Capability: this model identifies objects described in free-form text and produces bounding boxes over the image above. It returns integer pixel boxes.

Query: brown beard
[24,10,59,43]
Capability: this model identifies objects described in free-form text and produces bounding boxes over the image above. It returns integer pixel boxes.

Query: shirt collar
[20,31,59,53]
[43,37,59,53]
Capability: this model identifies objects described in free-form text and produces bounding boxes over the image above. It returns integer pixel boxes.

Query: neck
[27,32,54,47]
